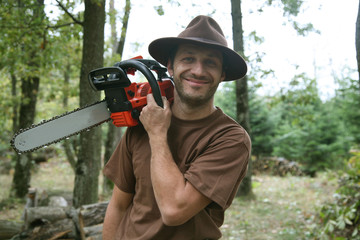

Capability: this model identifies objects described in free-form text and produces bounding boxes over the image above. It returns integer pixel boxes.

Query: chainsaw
[10,57,174,154]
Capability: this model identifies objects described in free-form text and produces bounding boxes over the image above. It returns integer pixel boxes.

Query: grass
[221,174,337,239]
[0,158,337,239]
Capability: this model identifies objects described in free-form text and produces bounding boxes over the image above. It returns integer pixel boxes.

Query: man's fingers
[146,93,156,105]
[162,96,170,110]
[147,94,170,109]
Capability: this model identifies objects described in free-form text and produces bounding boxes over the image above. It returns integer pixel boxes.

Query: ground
[0,157,337,239]
[221,174,336,239]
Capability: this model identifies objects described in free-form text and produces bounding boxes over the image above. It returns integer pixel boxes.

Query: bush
[316,150,360,239]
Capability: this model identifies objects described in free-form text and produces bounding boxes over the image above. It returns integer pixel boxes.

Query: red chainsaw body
[111,80,174,127]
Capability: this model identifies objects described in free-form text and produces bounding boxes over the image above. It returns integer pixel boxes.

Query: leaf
[154,5,164,16]
[344,217,353,225]
[352,228,358,237]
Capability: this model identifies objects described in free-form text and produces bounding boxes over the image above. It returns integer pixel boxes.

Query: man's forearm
[149,135,188,225]
[102,186,133,240]
[103,200,123,239]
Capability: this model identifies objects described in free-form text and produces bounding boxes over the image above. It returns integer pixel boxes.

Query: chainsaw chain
[10,100,111,154]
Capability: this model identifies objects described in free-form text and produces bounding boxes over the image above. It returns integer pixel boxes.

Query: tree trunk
[62,64,77,172]
[11,73,18,132]
[73,0,105,208]
[102,0,131,194]
[10,0,45,199]
[116,0,131,56]
[109,0,118,54]
[231,0,254,198]
[11,75,40,198]
[356,0,360,91]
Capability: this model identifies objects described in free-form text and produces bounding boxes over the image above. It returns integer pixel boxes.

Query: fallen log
[24,206,68,229]
[25,218,76,240]
[253,157,304,176]
[84,223,103,238]
[80,201,108,227]
[22,206,84,240]
[12,201,109,239]
[0,220,22,239]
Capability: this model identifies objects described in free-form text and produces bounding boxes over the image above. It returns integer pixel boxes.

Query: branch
[55,0,83,26]
[47,22,76,29]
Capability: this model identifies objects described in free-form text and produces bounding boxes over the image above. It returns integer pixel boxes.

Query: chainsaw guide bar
[10,58,174,154]
[10,100,111,154]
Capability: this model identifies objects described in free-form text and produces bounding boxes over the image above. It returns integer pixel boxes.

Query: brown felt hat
[148,15,247,81]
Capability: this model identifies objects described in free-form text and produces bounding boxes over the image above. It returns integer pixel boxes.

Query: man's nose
[190,61,205,77]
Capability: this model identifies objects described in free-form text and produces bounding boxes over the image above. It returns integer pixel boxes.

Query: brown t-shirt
[103,108,251,240]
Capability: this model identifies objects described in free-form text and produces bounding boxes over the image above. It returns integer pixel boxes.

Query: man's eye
[205,60,218,67]
[182,57,193,63]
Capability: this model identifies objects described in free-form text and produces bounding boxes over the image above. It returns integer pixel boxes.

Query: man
[103,15,251,239]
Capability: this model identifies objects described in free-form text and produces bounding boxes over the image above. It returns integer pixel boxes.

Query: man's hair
[168,46,178,70]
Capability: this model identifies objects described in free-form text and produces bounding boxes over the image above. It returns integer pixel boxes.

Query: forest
[0,0,360,239]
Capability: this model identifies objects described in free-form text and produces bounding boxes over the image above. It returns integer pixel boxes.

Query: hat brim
[148,37,247,81]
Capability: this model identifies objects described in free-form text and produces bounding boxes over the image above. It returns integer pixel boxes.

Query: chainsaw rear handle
[88,67,130,90]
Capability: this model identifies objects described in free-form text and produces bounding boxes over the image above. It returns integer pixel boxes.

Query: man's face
[167,43,226,107]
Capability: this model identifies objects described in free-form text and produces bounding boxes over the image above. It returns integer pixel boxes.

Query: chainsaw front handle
[118,59,164,108]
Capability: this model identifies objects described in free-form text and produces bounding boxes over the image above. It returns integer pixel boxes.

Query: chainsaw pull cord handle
[118,59,164,108]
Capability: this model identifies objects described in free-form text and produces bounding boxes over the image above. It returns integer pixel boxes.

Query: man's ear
[221,71,226,82]
[167,59,174,76]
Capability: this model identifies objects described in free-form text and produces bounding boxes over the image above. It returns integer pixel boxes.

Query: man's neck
[171,98,217,121]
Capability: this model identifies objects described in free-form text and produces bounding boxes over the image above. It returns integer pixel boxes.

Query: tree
[1,0,47,198]
[231,0,254,198]
[356,0,360,91]
[102,0,131,194]
[334,72,360,145]
[270,74,349,175]
[249,93,275,159]
[72,0,106,208]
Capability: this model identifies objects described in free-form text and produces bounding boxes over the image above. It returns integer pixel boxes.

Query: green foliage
[266,0,303,16]
[334,73,360,145]
[249,92,276,157]
[270,74,350,174]
[215,82,276,158]
[215,81,237,119]
[154,5,165,15]
[215,68,356,175]
[261,0,319,36]
[0,71,15,153]
[316,152,360,239]
[0,0,83,154]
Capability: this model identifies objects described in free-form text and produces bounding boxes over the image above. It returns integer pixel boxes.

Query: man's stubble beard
[173,77,220,108]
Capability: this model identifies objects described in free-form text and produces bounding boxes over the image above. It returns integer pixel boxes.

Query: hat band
[181,37,227,47]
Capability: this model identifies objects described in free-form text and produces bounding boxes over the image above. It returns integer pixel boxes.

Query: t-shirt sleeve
[184,127,250,210]
[103,128,136,194]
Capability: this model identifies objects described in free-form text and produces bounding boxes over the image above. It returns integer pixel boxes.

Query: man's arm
[139,95,212,226]
[102,185,133,240]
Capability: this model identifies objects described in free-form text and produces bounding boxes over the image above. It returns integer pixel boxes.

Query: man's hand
[139,94,172,138]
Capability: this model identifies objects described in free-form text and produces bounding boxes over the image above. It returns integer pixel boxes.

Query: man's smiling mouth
[184,77,210,85]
